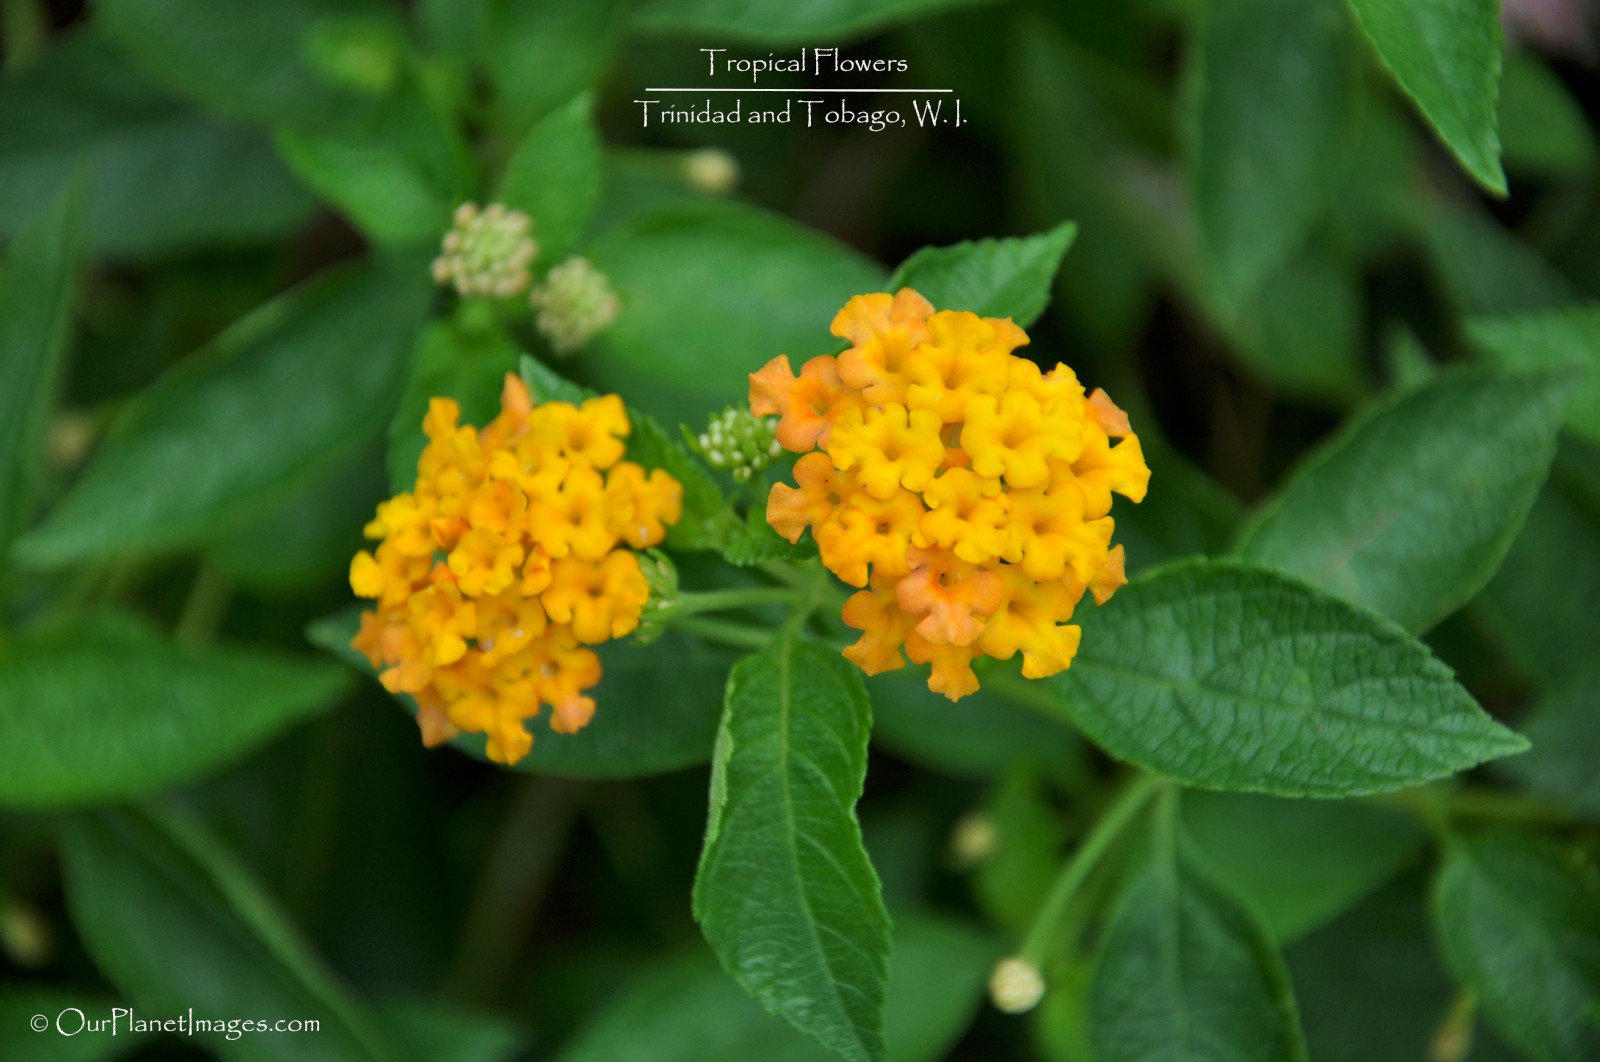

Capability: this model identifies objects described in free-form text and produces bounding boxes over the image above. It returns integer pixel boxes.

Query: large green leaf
[1182,791,1425,943]
[14,262,432,567]
[693,633,890,1062]
[1237,371,1568,632]
[0,32,313,258]
[561,916,993,1062]
[1345,0,1506,194]
[631,0,991,42]
[0,617,348,809]
[1434,835,1600,1062]
[1090,794,1309,1062]
[0,184,78,568]
[1469,307,1600,442]
[1191,0,1352,299]
[498,93,602,264]
[884,224,1076,327]
[95,0,386,125]
[583,200,884,429]
[307,609,734,778]
[1048,560,1527,797]
[483,0,624,135]
[59,807,400,1061]
[274,127,450,247]
[1223,238,1364,403]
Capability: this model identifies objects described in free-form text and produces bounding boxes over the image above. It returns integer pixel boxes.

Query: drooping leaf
[631,0,992,42]
[307,609,734,779]
[693,633,891,1062]
[498,93,603,264]
[1434,834,1600,1062]
[0,616,348,809]
[1048,560,1528,797]
[0,32,313,257]
[1090,794,1309,1062]
[1237,370,1568,631]
[1345,0,1506,194]
[0,183,78,568]
[583,200,884,429]
[59,806,400,1061]
[1182,791,1425,943]
[1191,0,1353,299]
[14,262,432,567]
[561,916,992,1062]
[884,224,1076,327]
[1469,306,1600,442]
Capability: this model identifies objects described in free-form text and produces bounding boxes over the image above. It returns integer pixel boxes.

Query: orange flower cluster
[751,289,1149,699]
[350,374,682,764]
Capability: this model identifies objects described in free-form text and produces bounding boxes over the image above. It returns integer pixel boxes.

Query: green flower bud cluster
[694,406,782,483]
[431,202,538,298]
[530,256,622,356]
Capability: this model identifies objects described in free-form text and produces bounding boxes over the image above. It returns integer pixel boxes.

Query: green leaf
[1469,306,1600,442]
[0,617,348,809]
[308,609,734,778]
[561,916,993,1062]
[0,183,78,568]
[498,93,603,264]
[483,0,624,135]
[1434,835,1600,1062]
[1499,53,1595,175]
[1224,244,1364,401]
[1237,370,1568,632]
[0,988,152,1060]
[59,806,400,1061]
[1477,446,1600,688]
[379,1002,525,1062]
[1090,794,1309,1062]
[722,504,817,567]
[517,354,731,551]
[1345,0,1506,194]
[693,633,891,1062]
[274,127,450,246]
[584,200,884,429]
[14,261,432,567]
[884,224,1076,327]
[1182,791,1425,943]
[631,0,993,42]
[95,0,385,126]
[1497,660,1600,819]
[388,320,519,494]
[969,769,1064,933]
[869,668,1085,786]
[0,32,314,258]
[1191,0,1353,299]
[1414,200,1574,316]
[1048,559,1528,797]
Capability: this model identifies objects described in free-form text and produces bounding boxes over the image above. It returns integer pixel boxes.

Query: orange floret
[754,287,1149,701]
[350,373,681,764]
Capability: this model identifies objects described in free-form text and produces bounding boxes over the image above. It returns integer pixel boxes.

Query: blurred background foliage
[1,0,1598,1059]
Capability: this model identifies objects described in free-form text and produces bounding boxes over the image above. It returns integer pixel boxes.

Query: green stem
[174,563,232,648]
[1020,773,1164,966]
[670,585,804,618]
[670,616,773,650]
[1370,785,1575,829]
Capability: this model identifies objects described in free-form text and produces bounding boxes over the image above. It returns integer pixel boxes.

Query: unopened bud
[0,899,52,968]
[432,201,538,298]
[989,957,1045,1014]
[693,406,781,483]
[633,550,680,645]
[949,811,999,869]
[530,256,620,355]
[683,148,741,195]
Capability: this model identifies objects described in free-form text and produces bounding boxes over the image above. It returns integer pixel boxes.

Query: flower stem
[1020,773,1164,967]
[669,585,805,618]
[670,616,773,650]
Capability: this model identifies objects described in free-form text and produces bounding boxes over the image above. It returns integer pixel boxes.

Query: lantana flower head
[350,374,682,764]
[752,288,1149,700]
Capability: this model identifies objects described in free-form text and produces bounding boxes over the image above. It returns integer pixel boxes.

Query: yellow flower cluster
[350,374,682,764]
[751,289,1149,700]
